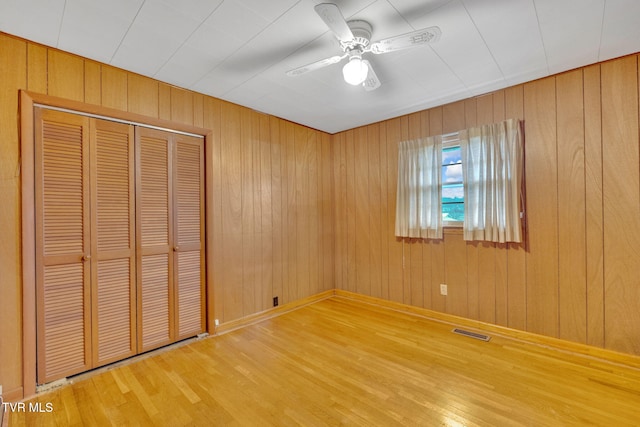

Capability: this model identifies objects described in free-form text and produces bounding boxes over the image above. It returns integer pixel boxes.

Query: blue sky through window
[442,145,463,222]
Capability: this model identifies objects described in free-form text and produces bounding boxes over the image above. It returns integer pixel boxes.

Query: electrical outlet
[0,384,3,396]
[273,296,279,307]
[440,284,448,296]
[214,319,219,326]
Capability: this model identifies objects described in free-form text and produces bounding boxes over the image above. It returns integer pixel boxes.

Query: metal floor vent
[452,328,491,342]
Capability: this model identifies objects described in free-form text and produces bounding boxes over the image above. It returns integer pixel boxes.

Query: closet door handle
[82,254,91,261]
[173,246,179,252]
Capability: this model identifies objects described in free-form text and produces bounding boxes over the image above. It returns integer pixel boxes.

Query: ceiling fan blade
[361,60,381,91]
[286,54,346,77]
[369,26,442,54]
[314,3,354,43]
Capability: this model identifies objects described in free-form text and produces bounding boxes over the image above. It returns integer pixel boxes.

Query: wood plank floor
[9,296,640,426]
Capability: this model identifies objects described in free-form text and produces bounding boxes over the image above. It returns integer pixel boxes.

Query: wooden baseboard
[334,289,640,370]
[213,290,336,336]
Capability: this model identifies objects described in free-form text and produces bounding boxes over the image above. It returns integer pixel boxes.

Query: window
[396,119,523,242]
[442,141,463,225]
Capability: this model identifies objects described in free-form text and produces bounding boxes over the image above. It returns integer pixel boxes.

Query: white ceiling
[1,0,639,134]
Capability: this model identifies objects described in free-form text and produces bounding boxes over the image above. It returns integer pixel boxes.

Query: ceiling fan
[286,3,442,91]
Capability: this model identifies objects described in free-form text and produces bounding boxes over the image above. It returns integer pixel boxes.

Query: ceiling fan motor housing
[341,20,372,51]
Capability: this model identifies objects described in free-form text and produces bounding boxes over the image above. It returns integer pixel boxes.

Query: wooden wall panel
[504,85,526,331]
[523,77,559,337]
[84,61,101,105]
[367,124,382,299]
[170,87,194,125]
[102,66,128,111]
[583,64,605,348]
[27,43,47,93]
[0,33,26,399]
[556,70,587,343]
[128,74,159,118]
[385,118,403,304]
[48,50,84,101]
[601,56,640,355]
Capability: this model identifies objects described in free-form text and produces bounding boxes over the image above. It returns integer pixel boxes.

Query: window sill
[443,226,463,235]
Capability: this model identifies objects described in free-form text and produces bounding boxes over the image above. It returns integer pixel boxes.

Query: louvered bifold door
[173,135,206,339]
[136,128,174,352]
[90,119,137,366]
[35,109,92,384]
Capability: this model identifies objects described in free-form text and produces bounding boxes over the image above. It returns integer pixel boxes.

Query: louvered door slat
[36,109,91,384]
[174,137,205,339]
[136,128,173,352]
[140,254,171,347]
[91,120,136,366]
[96,259,133,361]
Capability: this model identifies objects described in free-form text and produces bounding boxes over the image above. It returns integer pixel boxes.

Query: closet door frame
[20,90,214,399]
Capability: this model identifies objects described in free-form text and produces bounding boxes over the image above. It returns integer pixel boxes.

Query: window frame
[441,133,463,228]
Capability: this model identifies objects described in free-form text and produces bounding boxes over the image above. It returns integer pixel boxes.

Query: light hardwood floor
[9,296,640,426]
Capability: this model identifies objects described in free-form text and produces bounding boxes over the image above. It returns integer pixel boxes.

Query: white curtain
[395,136,443,239]
[460,118,523,243]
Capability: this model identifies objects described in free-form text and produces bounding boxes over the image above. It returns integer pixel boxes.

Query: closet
[35,108,205,384]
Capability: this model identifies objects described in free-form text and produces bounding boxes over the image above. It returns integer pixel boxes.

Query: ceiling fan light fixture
[342,57,369,85]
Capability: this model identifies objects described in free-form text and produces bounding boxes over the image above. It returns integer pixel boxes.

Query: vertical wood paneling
[101,66,128,111]
[321,132,335,292]
[345,129,357,294]
[128,74,159,118]
[260,114,274,308]
[285,122,297,302]
[583,64,605,348]
[407,113,424,307]
[385,118,403,304]
[27,43,47,93]
[0,33,26,396]
[158,83,171,121]
[492,92,509,327]
[220,102,243,320]
[556,69,587,343]
[445,232,467,317]
[355,126,371,296]
[524,77,559,338]
[241,108,256,314]
[170,87,194,126]
[504,85,527,331]
[308,128,320,297]
[601,56,640,354]
[378,122,390,301]
[368,124,382,299]
[204,97,222,329]
[84,61,101,105]
[48,50,84,101]
[295,126,311,300]
[270,116,284,304]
